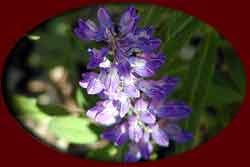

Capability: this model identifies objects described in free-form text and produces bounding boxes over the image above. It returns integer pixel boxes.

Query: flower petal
[159,76,179,94]
[95,101,119,125]
[164,123,192,143]
[102,123,129,145]
[124,85,140,98]
[141,52,166,70]
[116,51,131,77]
[124,144,141,163]
[104,67,120,95]
[86,105,103,120]
[74,19,99,41]
[133,27,161,51]
[129,125,143,143]
[87,48,109,69]
[157,101,192,120]
[128,116,143,143]
[119,7,139,35]
[138,76,179,98]
[87,78,104,94]
[119,97,130,118]
[117,60,131,76]
[151,125,169,147]
[79,72,98,88]
[134,98,148,112]
[129,57,155,77]
[135,27,154,39]
[138,80,164,98]
[97,8,113,28]
[138,142,153,160]
[140,111,156,124]
[99,57,111,68]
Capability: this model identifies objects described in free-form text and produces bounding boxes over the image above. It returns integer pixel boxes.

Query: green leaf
[75,87,88,108]
[176,29,219,152]
[161,12,201,56]
[206,83,243,106]
[37,103,70,116]
[12,95,49,123]
[87,144,119,161]
[139,6,167,27]
[48,116,97,144]
[223,46,246,95]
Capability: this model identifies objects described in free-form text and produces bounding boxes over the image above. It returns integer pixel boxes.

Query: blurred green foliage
[3,3,245,162]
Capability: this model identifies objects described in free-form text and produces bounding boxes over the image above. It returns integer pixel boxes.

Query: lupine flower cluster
[75,6,192,162]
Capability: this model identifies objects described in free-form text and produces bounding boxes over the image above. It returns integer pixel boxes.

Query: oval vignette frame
[0,0,249,167]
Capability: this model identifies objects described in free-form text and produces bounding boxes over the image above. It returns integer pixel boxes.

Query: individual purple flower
[128,116,144,143]
[151,124,170,147]
[75,6,192,163]
[128,52,165,77]
[101,122,129,145]
[86,100,119,126]
[131,26,161,52]
[119,7,139,35]
[79,72,104,94]
[135,98,156,124]
[163,123,193,144]
[87,48,109,69]
[74,19,100,41]
[138,76,179,98]
[156,101,192,120]
[125,132,153,162]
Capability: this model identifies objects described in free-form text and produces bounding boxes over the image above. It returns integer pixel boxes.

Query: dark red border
[0,0,250,167]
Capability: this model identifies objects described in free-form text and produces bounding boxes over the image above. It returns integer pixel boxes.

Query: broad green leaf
[206,83,243,106]
[12,95,49,123]
[48,116,97,144]
[37,103,70,116]
[75,87,88,108]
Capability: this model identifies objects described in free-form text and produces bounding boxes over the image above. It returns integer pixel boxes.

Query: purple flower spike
[75,6,192,162]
